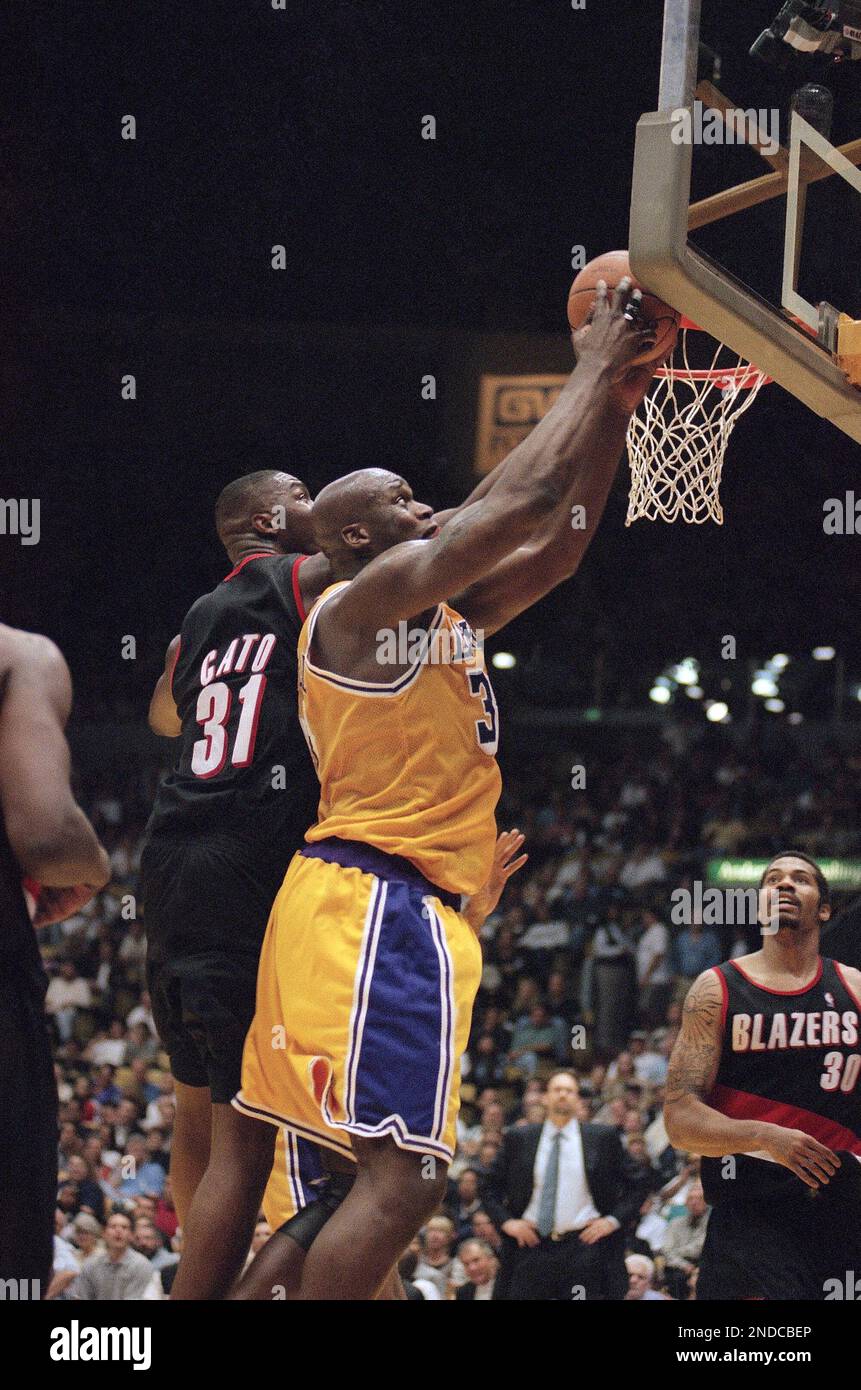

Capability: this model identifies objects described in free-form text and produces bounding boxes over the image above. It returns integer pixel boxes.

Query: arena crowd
[41,724,860,1298]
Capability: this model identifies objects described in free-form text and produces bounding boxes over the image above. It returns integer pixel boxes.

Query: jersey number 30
[820,1050,861,1094]
[191,675,267,778]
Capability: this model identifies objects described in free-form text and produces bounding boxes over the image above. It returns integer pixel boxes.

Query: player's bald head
[312,469,399,555]
[312,469,437,574]
[214,469,314,561]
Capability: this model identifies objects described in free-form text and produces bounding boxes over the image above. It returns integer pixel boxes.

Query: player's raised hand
[464,829,528,932]
[571,278,655,376]
[760,1125,841,1189]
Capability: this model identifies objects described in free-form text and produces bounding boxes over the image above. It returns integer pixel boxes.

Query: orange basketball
[567,250,679,366]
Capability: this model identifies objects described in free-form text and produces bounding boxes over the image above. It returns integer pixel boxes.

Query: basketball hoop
[625,321,770,525]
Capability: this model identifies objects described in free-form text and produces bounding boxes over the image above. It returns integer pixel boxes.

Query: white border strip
[783,112,861,333]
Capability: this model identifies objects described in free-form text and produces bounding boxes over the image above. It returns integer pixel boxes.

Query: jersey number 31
[191,675,267,778]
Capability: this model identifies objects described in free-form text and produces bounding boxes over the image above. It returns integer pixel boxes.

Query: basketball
[567,250,680,366]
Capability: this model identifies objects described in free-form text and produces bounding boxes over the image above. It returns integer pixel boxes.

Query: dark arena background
[2,0,861,1351]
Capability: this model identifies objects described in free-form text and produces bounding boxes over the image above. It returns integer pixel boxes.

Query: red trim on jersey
[708,1083,861,1155]
[292,553,310,624]
[713,966,729,1035]
[222,551,275,582]
[168,638,182,700]
[834,960,861,1012]
[729,956,823,996]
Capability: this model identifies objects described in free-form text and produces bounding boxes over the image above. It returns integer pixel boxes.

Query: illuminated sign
[474,374,567,476]
[707,859,861,890]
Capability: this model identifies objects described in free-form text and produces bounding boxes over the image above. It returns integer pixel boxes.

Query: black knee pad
[276,1172,355,1253]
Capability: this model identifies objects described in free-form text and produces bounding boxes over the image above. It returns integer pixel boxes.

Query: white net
[626,329,769,525]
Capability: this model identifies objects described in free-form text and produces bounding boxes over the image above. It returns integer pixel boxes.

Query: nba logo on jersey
[446,618,483,666]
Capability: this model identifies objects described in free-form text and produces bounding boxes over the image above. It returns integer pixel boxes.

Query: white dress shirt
[522,1119,601,1234]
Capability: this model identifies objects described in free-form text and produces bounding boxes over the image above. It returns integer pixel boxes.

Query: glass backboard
[629,0,861,441]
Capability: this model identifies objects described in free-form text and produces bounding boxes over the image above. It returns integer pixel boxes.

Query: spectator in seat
[480,1100,507,1139]
[159,1228,183,1296]
[71,1210,162,1300]
[133,1216,179,1275]
[672,921,722,988]
[634,1029,672,1086]
[412,1216,466,1297]
[446,1168,483,1243]
[518,895,570,982]
[456,1240,499,1300]
[620,842,667,893]
[546,969,578,1028]
[126,989,156,1036]
[661,1182,710,1301]
[155,1175,178,1240]
[71,1213,104,1263]
[636,909,672,1027]
[506,1000,568,1079]
[467,1033,507,1089]
[62,1154,105,1223]
[45,961,93,1044]
[625,1253,670,1300]
[117,920,147,986]
[144,1126,170,1173]
[398,1246,441,1301]
[622,1134,662,1223]
[125,1023,159,1066]
[71,1075,97,1124]
[632,1194,668,1256]
[85,1020,127,1068]
[93,1065,121,1107]
[590,907,637,1055]
[112,1133,166,1199]
[471,1208,503,1255]
[477,1138,501,1175]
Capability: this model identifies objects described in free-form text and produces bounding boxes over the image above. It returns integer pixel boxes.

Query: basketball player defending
[0,625,110,1289]
[235,281,655,1299]
[664,852,861,1299]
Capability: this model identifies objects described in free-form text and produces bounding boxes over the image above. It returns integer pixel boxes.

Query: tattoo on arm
[664,974,722,1106]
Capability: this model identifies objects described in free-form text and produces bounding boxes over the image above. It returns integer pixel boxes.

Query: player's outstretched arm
[0,630,110,889]
[327,282,652,633]
[664,971,841,1189]
[448,379,645,636]
[149,635,182,736]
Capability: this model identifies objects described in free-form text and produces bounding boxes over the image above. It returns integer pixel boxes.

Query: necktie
[537,1131,562,1238]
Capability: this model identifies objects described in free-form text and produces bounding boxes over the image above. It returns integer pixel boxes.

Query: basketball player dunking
[234,282,656,1300]
[145,473,524,1300]
[664,852,861,1300]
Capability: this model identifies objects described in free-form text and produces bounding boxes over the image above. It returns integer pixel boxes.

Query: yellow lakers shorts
[261,1126,327,1228]
[234,840,483,1163]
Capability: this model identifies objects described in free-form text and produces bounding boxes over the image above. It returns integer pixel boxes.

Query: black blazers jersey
[145,551,320,860]
[701,956,861,1205]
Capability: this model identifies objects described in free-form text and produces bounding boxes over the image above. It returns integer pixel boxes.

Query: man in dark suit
[481,1071,637,1300]
[455,1239,498,1300]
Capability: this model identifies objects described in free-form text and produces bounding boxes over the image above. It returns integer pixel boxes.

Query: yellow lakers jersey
[297,583,501,896]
